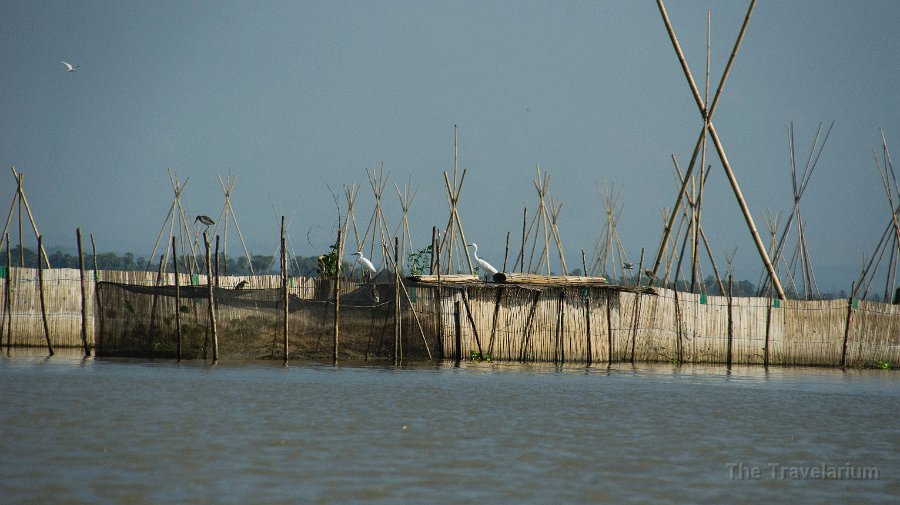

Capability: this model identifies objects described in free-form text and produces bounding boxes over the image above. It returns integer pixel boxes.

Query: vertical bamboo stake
[764,295,772,368]
[488,287,504,358]
[281,217,288,366]
[430,226,437,275]
[5,233,11,353]
[727,275,734,368]
[629,248,645,363]
[394,236,401,363]
[673,283,682,364]
[520,207,527,273]
[503,231,510,273]
[584,291,592,366]
[91,234,102,356]
[606,290,614,364]
[841,282,854,369]
[454,300,461,366]
[76,228,90,356]
[37,235,53,356]
[461,289,484,358]
[554,291,564,364]
[172,236,182,361]
[333,228,342,365]
[435,230,443,360]
[147,254,164,358]
[214,235,220,288]
[205,233,218,364]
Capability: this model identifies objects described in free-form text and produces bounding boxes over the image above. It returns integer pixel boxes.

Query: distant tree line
[1,245,855,301]
[3,245,329,277]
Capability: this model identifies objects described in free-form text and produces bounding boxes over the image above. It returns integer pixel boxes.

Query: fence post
[172,237,182,362]
[4,233,11,353]
[841,283,855,369]
[281,217,289,366]
[333,228,341,365]
[454,300,461,366]
[37,235,53,356]
[91,234,102,356]
[727,275,733,368]
[204,233,218,364]
[77,228,91,357]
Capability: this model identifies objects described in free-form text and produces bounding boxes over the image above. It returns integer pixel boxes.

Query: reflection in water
[1,349,897,504]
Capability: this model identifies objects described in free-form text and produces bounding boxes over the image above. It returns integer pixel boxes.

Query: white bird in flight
[352,251,377,274]
[467,242,498,276]
[60,61,78,72]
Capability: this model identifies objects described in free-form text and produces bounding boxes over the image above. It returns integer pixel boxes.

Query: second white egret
[467,242,498,276]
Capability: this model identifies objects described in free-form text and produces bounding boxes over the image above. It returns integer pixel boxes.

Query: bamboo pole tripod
[392,177,418,275]
[439,126,475,274]
[514,166,567,275]
[212,173,256,276]
[856,132,898,299]
[146,169,201,276]
[649,0,786,300]
[589,182,630,282]
[357,163,393,273]
[0,167,51,268]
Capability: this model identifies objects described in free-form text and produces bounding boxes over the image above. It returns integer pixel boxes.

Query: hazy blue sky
[1,0,898,289]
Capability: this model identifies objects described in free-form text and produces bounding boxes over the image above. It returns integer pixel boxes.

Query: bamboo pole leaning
[77,229,91,356]
[204,233,218,364]
[172,237,182,361]
[37,235,53,356]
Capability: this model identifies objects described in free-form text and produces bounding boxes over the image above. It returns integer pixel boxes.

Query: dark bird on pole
[234,280,247,290]
[642,268,658,281]
[195,215,215,233]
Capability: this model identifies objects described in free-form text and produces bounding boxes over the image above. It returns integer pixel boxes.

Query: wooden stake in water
[5,233,11,353]
[148,255,164,358]
[841,282,855,369]
[204,233,218,364]
[172,237,182,362]
[333,228,342,365]
[91,234,102,356]
[37,235,53,356]
[281,217,289,366]
[454,300,462,366]
[76,228,91,356]
[727,275,734,368]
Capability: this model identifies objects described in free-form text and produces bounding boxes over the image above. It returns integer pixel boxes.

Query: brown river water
[1,348,897,504]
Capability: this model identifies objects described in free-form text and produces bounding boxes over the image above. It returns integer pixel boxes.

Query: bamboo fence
[1,267,898,367]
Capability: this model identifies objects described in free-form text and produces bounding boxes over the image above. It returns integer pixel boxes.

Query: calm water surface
[1,349,897,504]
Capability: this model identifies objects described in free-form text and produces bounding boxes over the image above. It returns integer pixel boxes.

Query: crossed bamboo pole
[650,0,785,299]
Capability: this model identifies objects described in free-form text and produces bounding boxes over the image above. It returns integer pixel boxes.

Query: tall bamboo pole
[172,237,182,361]
[205,233,218,364]
[37,235,53,356]
[5,233,11,353]
[77,228,91,356]
[281,217,288,366]
[333,228,342,365]
[727,275,733,368]
[91,234,102,355]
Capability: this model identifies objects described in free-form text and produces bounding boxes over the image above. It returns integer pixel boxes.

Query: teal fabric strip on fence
[773,299,781,308]
[0,266,6,279]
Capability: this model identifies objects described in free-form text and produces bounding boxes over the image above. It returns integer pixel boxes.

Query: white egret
[60,61,78,72]
[352,251,377,274]
[467,242,498,276]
